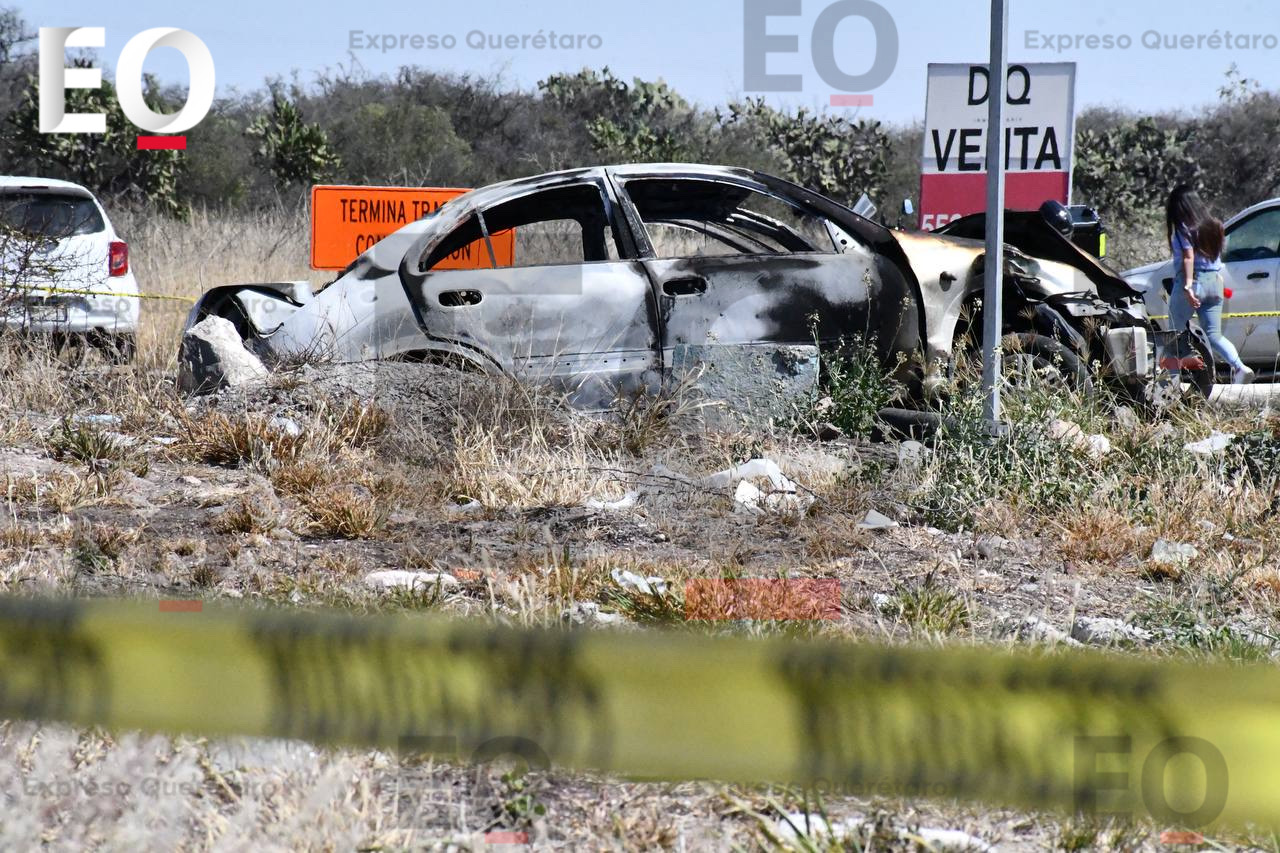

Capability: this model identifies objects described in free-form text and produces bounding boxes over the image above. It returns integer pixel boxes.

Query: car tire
[1000,332,1093,393]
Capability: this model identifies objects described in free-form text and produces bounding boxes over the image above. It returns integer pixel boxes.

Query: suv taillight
[108,241,128,277]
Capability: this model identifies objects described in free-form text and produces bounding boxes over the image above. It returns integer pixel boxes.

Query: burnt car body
[934,208,1157,394]
[185,164,1155,407]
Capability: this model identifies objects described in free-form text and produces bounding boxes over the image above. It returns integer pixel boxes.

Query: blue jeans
[1168,269,1244,371]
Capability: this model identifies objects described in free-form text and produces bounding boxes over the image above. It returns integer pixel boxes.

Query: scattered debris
[857,509,899,531]
[896,440,929,468]
[1047,418,1111,459]
[447,499,483,515]
[267,415,302,438]
[177,316,269,394]
[1071,616,1154,646]
[610,568,667,597]
[72,413,122,428]
[1149,539,1199,567]
[562,601,624,626]
[364,571,459,593]
[773,813,992,851]
[1012,615,1081,646]
[585,491,639,511]
[1185,430,1235,454]
[703,458,813,516]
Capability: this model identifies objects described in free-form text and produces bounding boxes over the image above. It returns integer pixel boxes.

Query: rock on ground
[178,316,269,394]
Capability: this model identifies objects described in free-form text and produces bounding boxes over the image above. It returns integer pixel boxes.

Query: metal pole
[981,0,1008,428]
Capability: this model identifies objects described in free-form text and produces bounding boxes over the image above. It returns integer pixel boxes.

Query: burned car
[184,164,1156,408]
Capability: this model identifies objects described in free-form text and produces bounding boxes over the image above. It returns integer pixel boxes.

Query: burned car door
[611,174,899,381]
[399,179,660,407]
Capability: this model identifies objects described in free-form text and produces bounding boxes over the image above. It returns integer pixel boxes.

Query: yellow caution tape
[1151,312,1280,320]
[1,284,194,304]
[1,596,1277,829]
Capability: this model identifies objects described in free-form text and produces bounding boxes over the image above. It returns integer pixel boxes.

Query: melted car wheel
[998,332,1093,395]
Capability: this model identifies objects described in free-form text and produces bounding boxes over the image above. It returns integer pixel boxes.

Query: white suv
[0,176,141,361]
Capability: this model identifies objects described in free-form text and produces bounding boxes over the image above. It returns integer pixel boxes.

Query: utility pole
[981,0,1008,428]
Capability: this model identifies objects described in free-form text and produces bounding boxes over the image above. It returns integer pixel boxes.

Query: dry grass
[0,207,1279,848]
[212,495,282,535]
[300,485,387,539]
[175,399,389,470]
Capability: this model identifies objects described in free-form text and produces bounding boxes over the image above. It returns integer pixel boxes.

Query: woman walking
[1165,185,1254,385]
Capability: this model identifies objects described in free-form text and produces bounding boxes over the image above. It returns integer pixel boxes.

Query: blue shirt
[1171,224,1222,272]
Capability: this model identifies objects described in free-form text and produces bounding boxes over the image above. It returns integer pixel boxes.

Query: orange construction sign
[309,185,515,270]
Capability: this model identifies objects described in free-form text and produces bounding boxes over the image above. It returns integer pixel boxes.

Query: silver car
[186,164,1156,406]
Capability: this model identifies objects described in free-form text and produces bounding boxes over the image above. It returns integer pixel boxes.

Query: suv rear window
[0,192,105,238]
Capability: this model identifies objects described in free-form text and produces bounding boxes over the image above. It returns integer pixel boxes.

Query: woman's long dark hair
[1165,184,1222,258]
[1166,184,1207,242]
[1197,218,1225,260]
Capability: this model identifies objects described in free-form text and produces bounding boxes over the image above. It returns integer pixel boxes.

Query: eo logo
[38,27,215,150]
[743,0,898,107]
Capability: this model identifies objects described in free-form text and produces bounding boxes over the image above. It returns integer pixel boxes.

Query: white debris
[585,491,639,511]
[73,413,122,428]
[1149,539,1199,566]
[1071,616,1154,646]
[897,439,929,467]
[703,457,813,516]
[562,601,624,626]
[611,568,667,597]
[1016,615,1081,646]
[1185,430,1235,454]
[447,499,483,515]
[732,479,768,515]
[1047,418,1111,459]
[871,592,895,612]
[1085,433,1112,458]
[364,571,459,592]
[857,509,899,531]
[774,813,991,851]
[268,415,302,438]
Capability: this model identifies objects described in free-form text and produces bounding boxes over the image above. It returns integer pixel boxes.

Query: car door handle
[662,276,707,296]
[1247,271,1271,280]
[438,289,482,307]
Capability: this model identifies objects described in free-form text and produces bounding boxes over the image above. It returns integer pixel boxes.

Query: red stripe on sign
[137,136,186,150]
[830,94,874,107]
[159,600,203,612]
[918,171,1070,229]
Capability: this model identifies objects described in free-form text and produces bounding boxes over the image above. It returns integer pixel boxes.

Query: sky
[18,0,1279,125]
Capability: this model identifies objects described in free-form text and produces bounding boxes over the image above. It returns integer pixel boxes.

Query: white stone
[1185,430,1235,454]
[178,316,269,394]
[364,570,459,592]
[1150,539,1199,566]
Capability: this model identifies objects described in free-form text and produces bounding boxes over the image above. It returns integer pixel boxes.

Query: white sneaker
[1231,365,1256,385]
